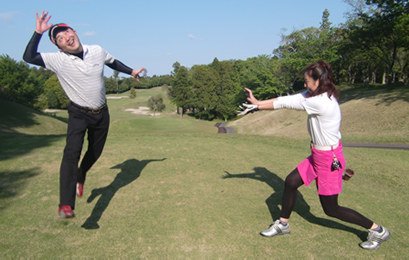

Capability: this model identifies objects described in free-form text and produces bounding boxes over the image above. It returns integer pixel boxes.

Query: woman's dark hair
[304,60,339,99]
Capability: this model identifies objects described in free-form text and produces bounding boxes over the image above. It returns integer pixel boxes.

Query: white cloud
[0,11,20,22]
[188,34,199,40]
[83,31,96,37]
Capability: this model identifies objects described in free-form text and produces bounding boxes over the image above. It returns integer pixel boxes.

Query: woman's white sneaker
[359,226,391,250]
[260,220,290,237]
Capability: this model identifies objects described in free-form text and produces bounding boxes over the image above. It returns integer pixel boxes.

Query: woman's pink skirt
[297,142,345,195]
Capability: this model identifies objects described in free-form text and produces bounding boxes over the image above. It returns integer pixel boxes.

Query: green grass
[1,86,409,258]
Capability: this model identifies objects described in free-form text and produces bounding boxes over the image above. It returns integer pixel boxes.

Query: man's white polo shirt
[41,45,115,109]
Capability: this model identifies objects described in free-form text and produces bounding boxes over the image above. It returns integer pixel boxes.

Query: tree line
[0,0,407,118]
[0,54,171,110]
[169,0,408,120]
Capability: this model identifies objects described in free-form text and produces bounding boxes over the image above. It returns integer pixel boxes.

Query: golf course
[1,85,408,258]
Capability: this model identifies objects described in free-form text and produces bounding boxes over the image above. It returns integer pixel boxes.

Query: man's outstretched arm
[23,11,53,67]
[23,32,45,67]
[106,60,146,82]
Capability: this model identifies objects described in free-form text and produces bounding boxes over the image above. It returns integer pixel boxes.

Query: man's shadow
[82,158,166,229]
[223,167,367,241]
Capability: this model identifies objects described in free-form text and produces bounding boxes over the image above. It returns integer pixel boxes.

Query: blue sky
[1,0,353,76]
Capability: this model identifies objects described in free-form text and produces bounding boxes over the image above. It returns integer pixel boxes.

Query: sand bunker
[125,107,160,116]
[107,96,128,99]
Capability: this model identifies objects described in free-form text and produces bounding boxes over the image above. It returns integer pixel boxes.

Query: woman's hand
[244,88,258,104]
[238,103,259,116]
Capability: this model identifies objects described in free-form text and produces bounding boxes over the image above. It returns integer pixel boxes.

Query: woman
[240,61,390,250]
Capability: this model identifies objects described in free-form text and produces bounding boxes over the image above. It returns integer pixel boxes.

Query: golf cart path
[343,142,409,150]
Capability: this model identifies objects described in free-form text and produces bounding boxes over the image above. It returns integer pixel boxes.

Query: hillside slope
[229,85,409,143]
[0,99,67,135]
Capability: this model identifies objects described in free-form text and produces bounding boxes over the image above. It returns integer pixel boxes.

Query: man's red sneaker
[58,205,75,218]
[76,183,84,197]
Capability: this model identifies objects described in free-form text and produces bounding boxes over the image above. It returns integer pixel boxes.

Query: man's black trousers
[59,102,109,209]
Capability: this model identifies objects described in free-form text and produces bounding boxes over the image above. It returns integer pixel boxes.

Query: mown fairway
[1,86,408,258]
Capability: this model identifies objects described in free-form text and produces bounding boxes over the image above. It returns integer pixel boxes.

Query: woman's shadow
[223,167,367,241]
[82,158,166,229]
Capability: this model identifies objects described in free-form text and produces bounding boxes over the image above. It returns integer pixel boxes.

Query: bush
[148,95,166,115]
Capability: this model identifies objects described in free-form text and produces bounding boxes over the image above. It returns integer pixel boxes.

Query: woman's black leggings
[280,168,373,229]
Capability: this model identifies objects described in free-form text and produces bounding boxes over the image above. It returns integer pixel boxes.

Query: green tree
[113,71,120,93]
[211,59,242,121]
[366,0,409,15]
[274,10,341,88]
[320,8,332,32]
[0,55,43,107]
[190,65,219,120]
[346,0,409,83]
[104,77,117,93]
[148,95,166,116]
[118,78,136,93]
[129,87,136,99]
[36,74,69,109]
[273,27,321,92]
[171,61,181,76]
[170,66,191,117]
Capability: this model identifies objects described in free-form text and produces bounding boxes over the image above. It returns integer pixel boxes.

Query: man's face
[55,28,83,54]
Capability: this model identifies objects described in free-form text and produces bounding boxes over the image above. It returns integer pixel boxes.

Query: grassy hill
[1,86,408,258]
[0,99,67,135]
[229,84,409,143]
[0,99,67,162]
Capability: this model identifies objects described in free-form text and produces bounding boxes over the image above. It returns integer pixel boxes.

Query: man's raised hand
[35,11,52,34]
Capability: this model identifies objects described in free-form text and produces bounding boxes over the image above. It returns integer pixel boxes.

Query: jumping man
[23,11,146,218]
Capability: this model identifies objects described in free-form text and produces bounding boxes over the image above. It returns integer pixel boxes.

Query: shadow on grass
[82,158,166,229]
[0,99,67,162]
[0,168,40,210]
[0,99,68,131]
[0,99,40,130]
[223,167,367,241]
[338,84,409,105]
[42,112,69,124]
[0,132,65,161]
